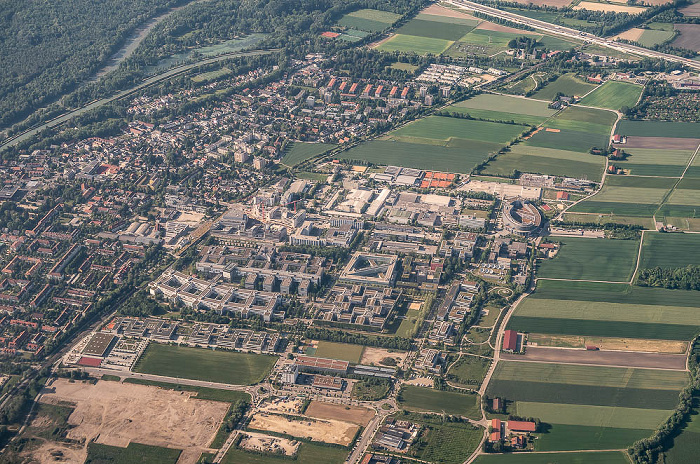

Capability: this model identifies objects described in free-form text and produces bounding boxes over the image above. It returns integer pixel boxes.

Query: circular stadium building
[502,198,542,236]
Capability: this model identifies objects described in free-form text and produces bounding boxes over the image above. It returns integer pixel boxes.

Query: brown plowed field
[503,346,688,370]
[623,136,700,150]
[673,24,700,52]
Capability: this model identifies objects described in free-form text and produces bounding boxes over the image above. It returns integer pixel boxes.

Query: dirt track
[624,136,700,150]
[502,346,687,370]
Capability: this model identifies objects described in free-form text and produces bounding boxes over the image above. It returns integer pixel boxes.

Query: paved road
[448,0,700,71]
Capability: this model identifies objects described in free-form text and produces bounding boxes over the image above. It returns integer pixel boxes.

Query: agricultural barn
[503,330,518,352]
[508,420,537,433]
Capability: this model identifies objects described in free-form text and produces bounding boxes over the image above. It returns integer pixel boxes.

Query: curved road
[448,0,700,71]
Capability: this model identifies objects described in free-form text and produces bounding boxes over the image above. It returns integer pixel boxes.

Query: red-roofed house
[503,330,518,352]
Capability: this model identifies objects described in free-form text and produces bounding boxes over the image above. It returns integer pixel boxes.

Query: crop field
[617,148,695,177]
[491,362,689,390]
[391,116,526,144]
[475,451,632,463]
[617,120,700,138]
[447,94,555,126]
[313,341,365,363]
[337,9,400,32]
[515,402,672,429]
[673,24,700,52]
[86,442,182,464]
[398,385,481,418]
[376,34,453,55]
[281,142,335,167]
[555,105,617,128]
[482,145,604,180]
[639,232,700,269]
[340,139,501,173]
[533,73,598,100]
[535,425,651,451]
[412,421,483,464]
[568,177,675,217]
[579,80,643,111]
[537,237,639,281]
[134,344,277,385]
[665,399,700,463]
[395,16,477,41]
[223,442,348,464]
[638,28,676,47]
[524,128,608,153]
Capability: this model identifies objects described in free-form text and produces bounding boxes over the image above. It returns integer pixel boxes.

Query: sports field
[515,402,672,429]
[376,34,453,55]
[639,231,700,269]
[398,385,481,418]
[537,237,639,282]
[391,116,526,144]
[533,73,598,100]
[134,343,277,385]
[579,80,643,111]
[340,139,500,173]
[617,120,700,138]
[281,142,335,167]
[337,8,400,32]
[313,341,365,364]
[475,451,631,463]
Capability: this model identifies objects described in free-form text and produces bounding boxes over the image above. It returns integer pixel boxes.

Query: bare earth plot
[574,1,647,13]
[624,136,700,150]
[679,2,700,16]
[36,379,228,464]
[503,346,688,370]
[359,346,407,366]
[422,3,480,20]
[305,401,375,426]
[248,413,359,446]
[673,24,700,52]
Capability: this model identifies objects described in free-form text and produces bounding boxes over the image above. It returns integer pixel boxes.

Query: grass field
[398,385,481,418]
[447,355,491,387]
[340,139,501,173]
[515,402,672,429]
[568,177,674,217]
[639,232,700,269]
[618,148,694,177]
[412,421,483,464]
[524,127,608,153]
[376,34,453,55]
[579,80,642,111]
[482,145,604,181]
[395,17,476,41]
[638,28,676,47]
[337,9,400,32]
[537,237,639,282]
[391,116,526,144]
[86,442,182,464]
[475,451,631,463]
[617,120,700,138]
[222,442,348,464]
[665,398,700,464]
[281,142,335,167]
[533,73,598,100]
[313,341,365,363]
[535,424,652,452]
[134,344,277,385]
[447,94,555,126]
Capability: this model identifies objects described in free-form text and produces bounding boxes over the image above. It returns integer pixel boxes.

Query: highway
[448,0,700,71]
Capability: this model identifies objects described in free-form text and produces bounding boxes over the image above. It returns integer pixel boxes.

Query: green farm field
[395,17,476,40]
[281,142,335,167]
[524,128,608,153]
[86,442,182,464]
[616,120,700,138]
[475,451,631,464]
[391,116,526,144]
[452,94,556,117]
[482,145,604,181]
[376,34,453,55]
[554,105,617,130]
[222,442,348,464]
[534,73,598,100]
[313,341,365,363]
[618,148,695,177]
[639,232,700,269]
[338,9,400,32]
[537,237,639,282]
[665,399,700,464]
[535,424,651,452]
[579,81,643,111]
[515,401,672,429]
[447,354,491,387]
[398,385,481,418]
[638,28,675,47]
[568,177,675,216]
[340,139,500,173]
[134,344,276,385]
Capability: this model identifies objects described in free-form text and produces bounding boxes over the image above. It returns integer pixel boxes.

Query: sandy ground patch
[504,346,687,370]
[574,1,647,13]
[475,21,532,34]
[529,334,688,354]
[239,431,300,456]
[424,4,480,20]
[25,440,86,464]
[405,377,433,387]
[249,413,358,446]
[175,211,205,225]
[623,136,700,150]
[360,347,408,367]
[38,379,228,463]
[258,397,304,415]
[305,401,375,426]
[614,28,645,42]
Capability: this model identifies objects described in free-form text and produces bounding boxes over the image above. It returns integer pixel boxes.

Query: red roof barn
[503,330,518,352]
[508,421,536,433]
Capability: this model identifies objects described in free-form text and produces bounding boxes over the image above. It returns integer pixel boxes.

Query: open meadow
[639,231,700,269]
[579,80,643,111]
[475,451,632,463]
[312,341,365,364]
[338,8,400,32]
[533,73,598,100]
[446,94,556,126]
[134,343,277,384]
[398,385,481,418]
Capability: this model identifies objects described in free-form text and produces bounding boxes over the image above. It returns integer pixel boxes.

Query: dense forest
[0,0,184,130]
[637,265,700,290]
